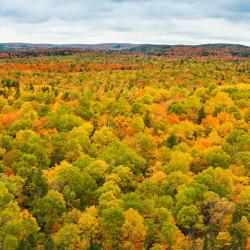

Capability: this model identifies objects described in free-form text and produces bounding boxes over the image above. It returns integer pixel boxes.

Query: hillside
[0,43,139,51]
[1,43,248,51]
[125,44,250,59]
[0,43,249,60]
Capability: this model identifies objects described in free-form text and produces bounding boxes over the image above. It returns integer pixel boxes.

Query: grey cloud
[0,0,249,45]
[0,0,248,23]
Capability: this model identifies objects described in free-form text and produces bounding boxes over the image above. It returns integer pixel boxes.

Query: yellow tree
[121,208,147,250]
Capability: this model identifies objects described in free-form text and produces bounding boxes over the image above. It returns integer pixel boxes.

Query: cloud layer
[0,0,249,45]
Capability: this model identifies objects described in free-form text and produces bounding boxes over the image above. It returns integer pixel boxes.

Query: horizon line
[1,42,249,47]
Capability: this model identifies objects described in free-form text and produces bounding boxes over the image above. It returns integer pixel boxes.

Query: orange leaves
[35,120,57,137]
[0,113,18,129]
[86,62,139,71]
[134,90,146,98]
[98,114,109,128]
[87,63,110,71]
[50,128,58,134]
[51,223,62,234]
[247,237,250,250]
[38,127,57,137]
[202,115,219,127]
[7,95,14,101]
[195,138,213,151]
[6,167,14,177]
[113,115,131,138]
[39,129,47,137]
[20,209,32,218]
[167,114,180,124]
[151,103,167,120]
[32,118,48,131]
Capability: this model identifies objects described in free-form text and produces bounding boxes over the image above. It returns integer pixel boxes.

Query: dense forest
[0,51,249,250]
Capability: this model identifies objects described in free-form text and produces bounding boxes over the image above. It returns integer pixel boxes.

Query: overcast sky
[0,0,249,45]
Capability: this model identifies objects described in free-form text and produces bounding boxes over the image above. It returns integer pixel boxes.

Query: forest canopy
[0,51,249,250]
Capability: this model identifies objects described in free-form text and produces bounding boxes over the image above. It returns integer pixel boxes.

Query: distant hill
[197,43,249,49]
[0,43,139,51]
[0,43,248,52]
[124,44,250,59]
[0,43,249,59]
[125,44,172,53]
[124,43,249,54]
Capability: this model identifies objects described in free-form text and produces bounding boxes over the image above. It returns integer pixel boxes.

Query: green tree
[160,222,178,250]
[195,167,234,199]
[100,208,125,249]
[196,106,205,124]
[177,205,204,249]
[205,148,231,169]
[98,141,146,174]
[54,224,80,250]
[144,110,152,128]
[33,190,66,233]
[233,187,250,222]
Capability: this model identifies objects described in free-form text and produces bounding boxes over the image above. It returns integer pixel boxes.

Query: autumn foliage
[0,51,249,250]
